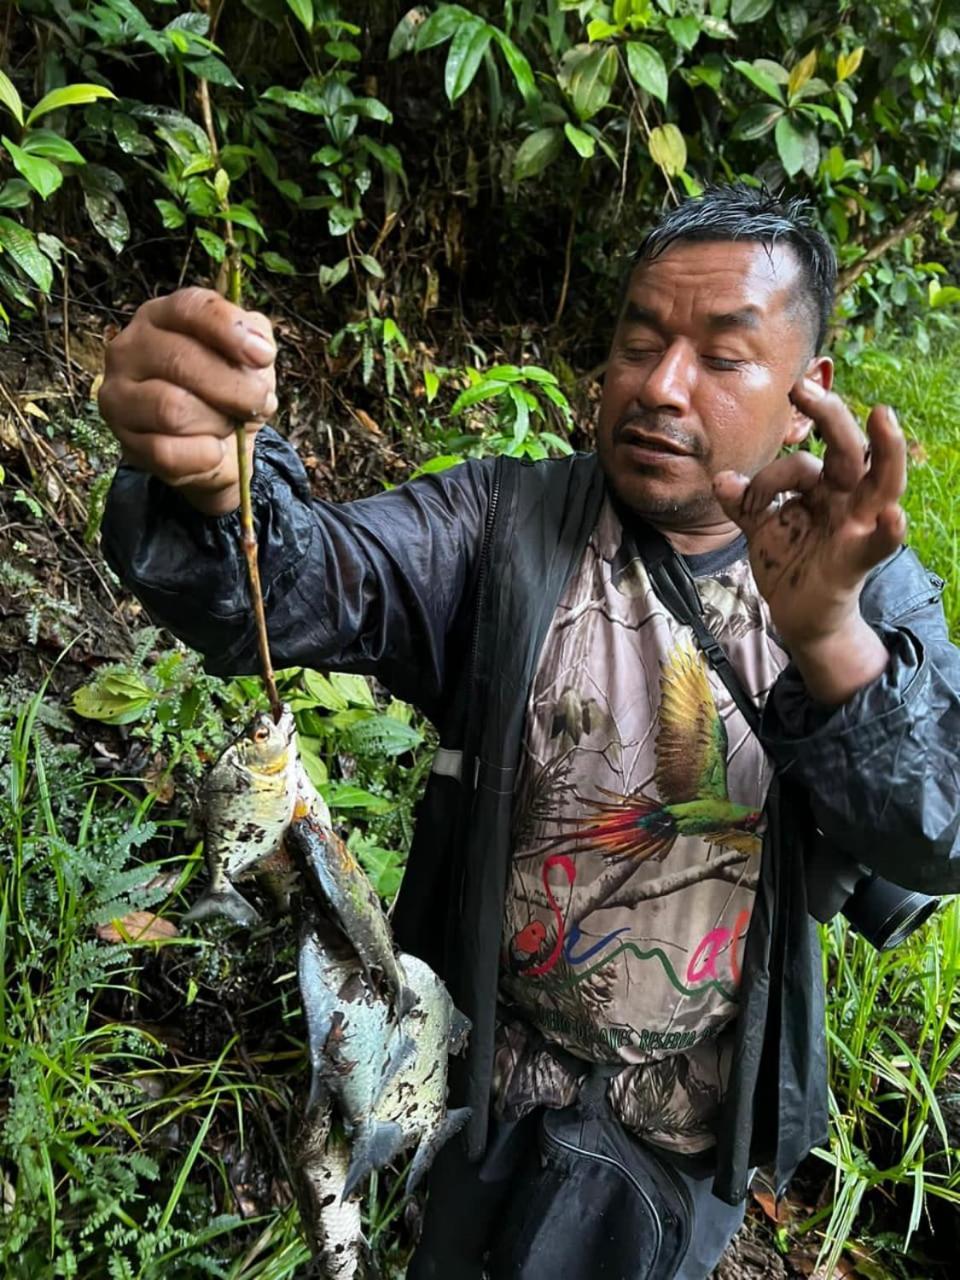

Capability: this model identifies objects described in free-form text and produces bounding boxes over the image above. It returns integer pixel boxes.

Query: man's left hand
[713,378,907,705]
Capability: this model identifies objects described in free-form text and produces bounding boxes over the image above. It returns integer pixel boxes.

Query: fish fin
[448,1008,472,1053]
[405,1107,471,1196]
[341,1121,405,1202]
[183,882,260,926]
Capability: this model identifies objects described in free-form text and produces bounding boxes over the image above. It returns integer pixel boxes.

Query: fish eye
[253,726,270,743]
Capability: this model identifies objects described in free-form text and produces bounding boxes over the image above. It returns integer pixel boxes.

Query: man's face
[597,239,831,528]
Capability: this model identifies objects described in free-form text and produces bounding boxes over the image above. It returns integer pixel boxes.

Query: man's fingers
[854,502,908,573]
[789,379,868,492]
[120,430,235,489]
[116,329,276,424]
[141,288,276,368]
[100,377,235,440]
[851,404,907,520]
[714,451,821,535]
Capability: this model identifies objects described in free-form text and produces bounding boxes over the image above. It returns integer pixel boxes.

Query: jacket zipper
[466,465,502,788]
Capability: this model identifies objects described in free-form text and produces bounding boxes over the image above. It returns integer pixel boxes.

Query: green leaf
[196,227,226,261]
[732,59,785,103]
[489,29,539,105]
[318,257,351,289]
[0,217,54,292]
[216,203,265,236]
[213,167,229,205]
[444,17,493,102]
[261,251,296,274]
[343,714,423,756]
[359,253,384,278]
[262,86,326,115]
[284,0,313,31]
[358,137,405,179]
[451,379,511,412]
[342,97,392,123]
[0,179,32,209]
[185,55,241,88]
[322,783,394,814]
[774,113,816,176]
[648,123,687,176]
[586,19,621,41]
[564,122,595,158]
[352,838,404,902]
[415,5,467,51]
[409,454,462,478]
[2,137,62,198]
[730,102,783,140]
[730,0,773,22]
[325,40,361,61]
[667,15,700,51]
[20,130,85,165]
[513,126,563,182]
[26,83,116,126]
[626,42,668,105]
[79,165,130,254]
[423,368,440,402]
[72,671,156,725]
[0,70,24,126]
[328,672,377,707]
[562,44,619,121]
[154,198,186,229]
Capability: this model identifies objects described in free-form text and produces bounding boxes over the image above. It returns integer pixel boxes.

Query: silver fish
[186,705,300,925]
[287,784,415,1019]
[292,1099,365,1280]
[342,953,471,1199]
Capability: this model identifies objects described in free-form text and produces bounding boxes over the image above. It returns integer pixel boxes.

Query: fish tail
[341,1121,405,1202]
[183,880,261,926]
[405,1107,471,1195]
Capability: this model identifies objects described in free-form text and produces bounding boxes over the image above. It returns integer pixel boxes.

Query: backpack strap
[625,519,764,741]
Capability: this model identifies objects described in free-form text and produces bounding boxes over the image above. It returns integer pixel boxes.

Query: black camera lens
[842,873,940,952]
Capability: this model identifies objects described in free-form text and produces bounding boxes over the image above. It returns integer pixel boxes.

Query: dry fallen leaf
[96,911,179,943]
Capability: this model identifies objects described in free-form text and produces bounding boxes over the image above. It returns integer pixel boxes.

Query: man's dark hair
[629,184,837,352]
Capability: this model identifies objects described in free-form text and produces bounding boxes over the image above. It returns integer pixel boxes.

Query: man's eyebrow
[706,306,762,331]
[621,302,663,329]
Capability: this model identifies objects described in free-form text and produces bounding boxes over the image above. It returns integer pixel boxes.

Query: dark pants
[407,1111,746,1280]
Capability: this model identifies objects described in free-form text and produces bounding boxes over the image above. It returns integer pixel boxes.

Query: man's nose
[637,341,695,414]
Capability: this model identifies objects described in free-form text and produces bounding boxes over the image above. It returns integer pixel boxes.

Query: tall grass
[805,340,960,1273]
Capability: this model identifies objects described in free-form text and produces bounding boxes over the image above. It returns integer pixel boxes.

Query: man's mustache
[613,412,704,457]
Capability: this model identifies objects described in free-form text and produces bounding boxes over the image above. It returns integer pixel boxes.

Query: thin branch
[197,76,282,723]
[602,851,756,912]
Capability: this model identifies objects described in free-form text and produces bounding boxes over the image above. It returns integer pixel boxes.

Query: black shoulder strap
[626,519,764,740]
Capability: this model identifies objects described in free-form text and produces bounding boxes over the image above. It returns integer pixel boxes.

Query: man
[99,186,960,1279]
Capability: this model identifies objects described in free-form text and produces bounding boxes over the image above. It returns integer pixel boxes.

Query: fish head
[231,705,296,775]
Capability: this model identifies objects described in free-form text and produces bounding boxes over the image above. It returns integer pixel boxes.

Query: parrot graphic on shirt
[532,643,762,864]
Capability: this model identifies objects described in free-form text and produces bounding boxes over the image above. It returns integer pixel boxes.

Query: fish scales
[292,1101,365,1279]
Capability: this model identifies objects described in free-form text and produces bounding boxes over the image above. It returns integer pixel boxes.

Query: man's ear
[784,355,833,446]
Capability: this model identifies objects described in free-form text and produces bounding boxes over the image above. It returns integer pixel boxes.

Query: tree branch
[600,850,756,913]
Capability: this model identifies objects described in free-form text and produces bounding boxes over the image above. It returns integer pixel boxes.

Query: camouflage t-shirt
[495,499,789,1155]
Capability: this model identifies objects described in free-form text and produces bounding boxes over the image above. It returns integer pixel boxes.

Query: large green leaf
[626,42,668,105]
[444,16,493,102]
[489,28,538,104]
[730,102,783,140]
[0,70,23,126]
[2,137,62,198]
[21,130,85,165]
[731,0,773,23]
[72,670,156,725]
[731,59,785,103]
[559,44,618,122]
[774,113,818,176]
[284,0,313,31]
[0,217,54,292]
[26,83,116,126]
[415,4,470,51]
[564,122,595,158]
[343,714,423,757]
[513,126,563,182]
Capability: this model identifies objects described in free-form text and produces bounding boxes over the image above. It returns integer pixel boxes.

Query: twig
[197,76,282,723]
[553,167,583,328]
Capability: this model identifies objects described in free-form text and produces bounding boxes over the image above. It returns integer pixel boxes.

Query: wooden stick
[199,77,282,723]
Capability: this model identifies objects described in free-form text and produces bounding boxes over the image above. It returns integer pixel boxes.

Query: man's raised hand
[98,288,277,516]
[712,380,908,704]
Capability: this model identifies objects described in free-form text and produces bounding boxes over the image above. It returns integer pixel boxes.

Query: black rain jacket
[102,429,960,1204]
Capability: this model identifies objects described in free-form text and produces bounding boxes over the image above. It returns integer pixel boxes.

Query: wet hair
[627,183,837,352]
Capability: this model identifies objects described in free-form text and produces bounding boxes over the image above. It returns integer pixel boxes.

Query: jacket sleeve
[760,546,960,895]
[100,427,496,720]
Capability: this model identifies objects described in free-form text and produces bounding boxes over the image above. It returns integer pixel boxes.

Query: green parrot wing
[654,643,730,805]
